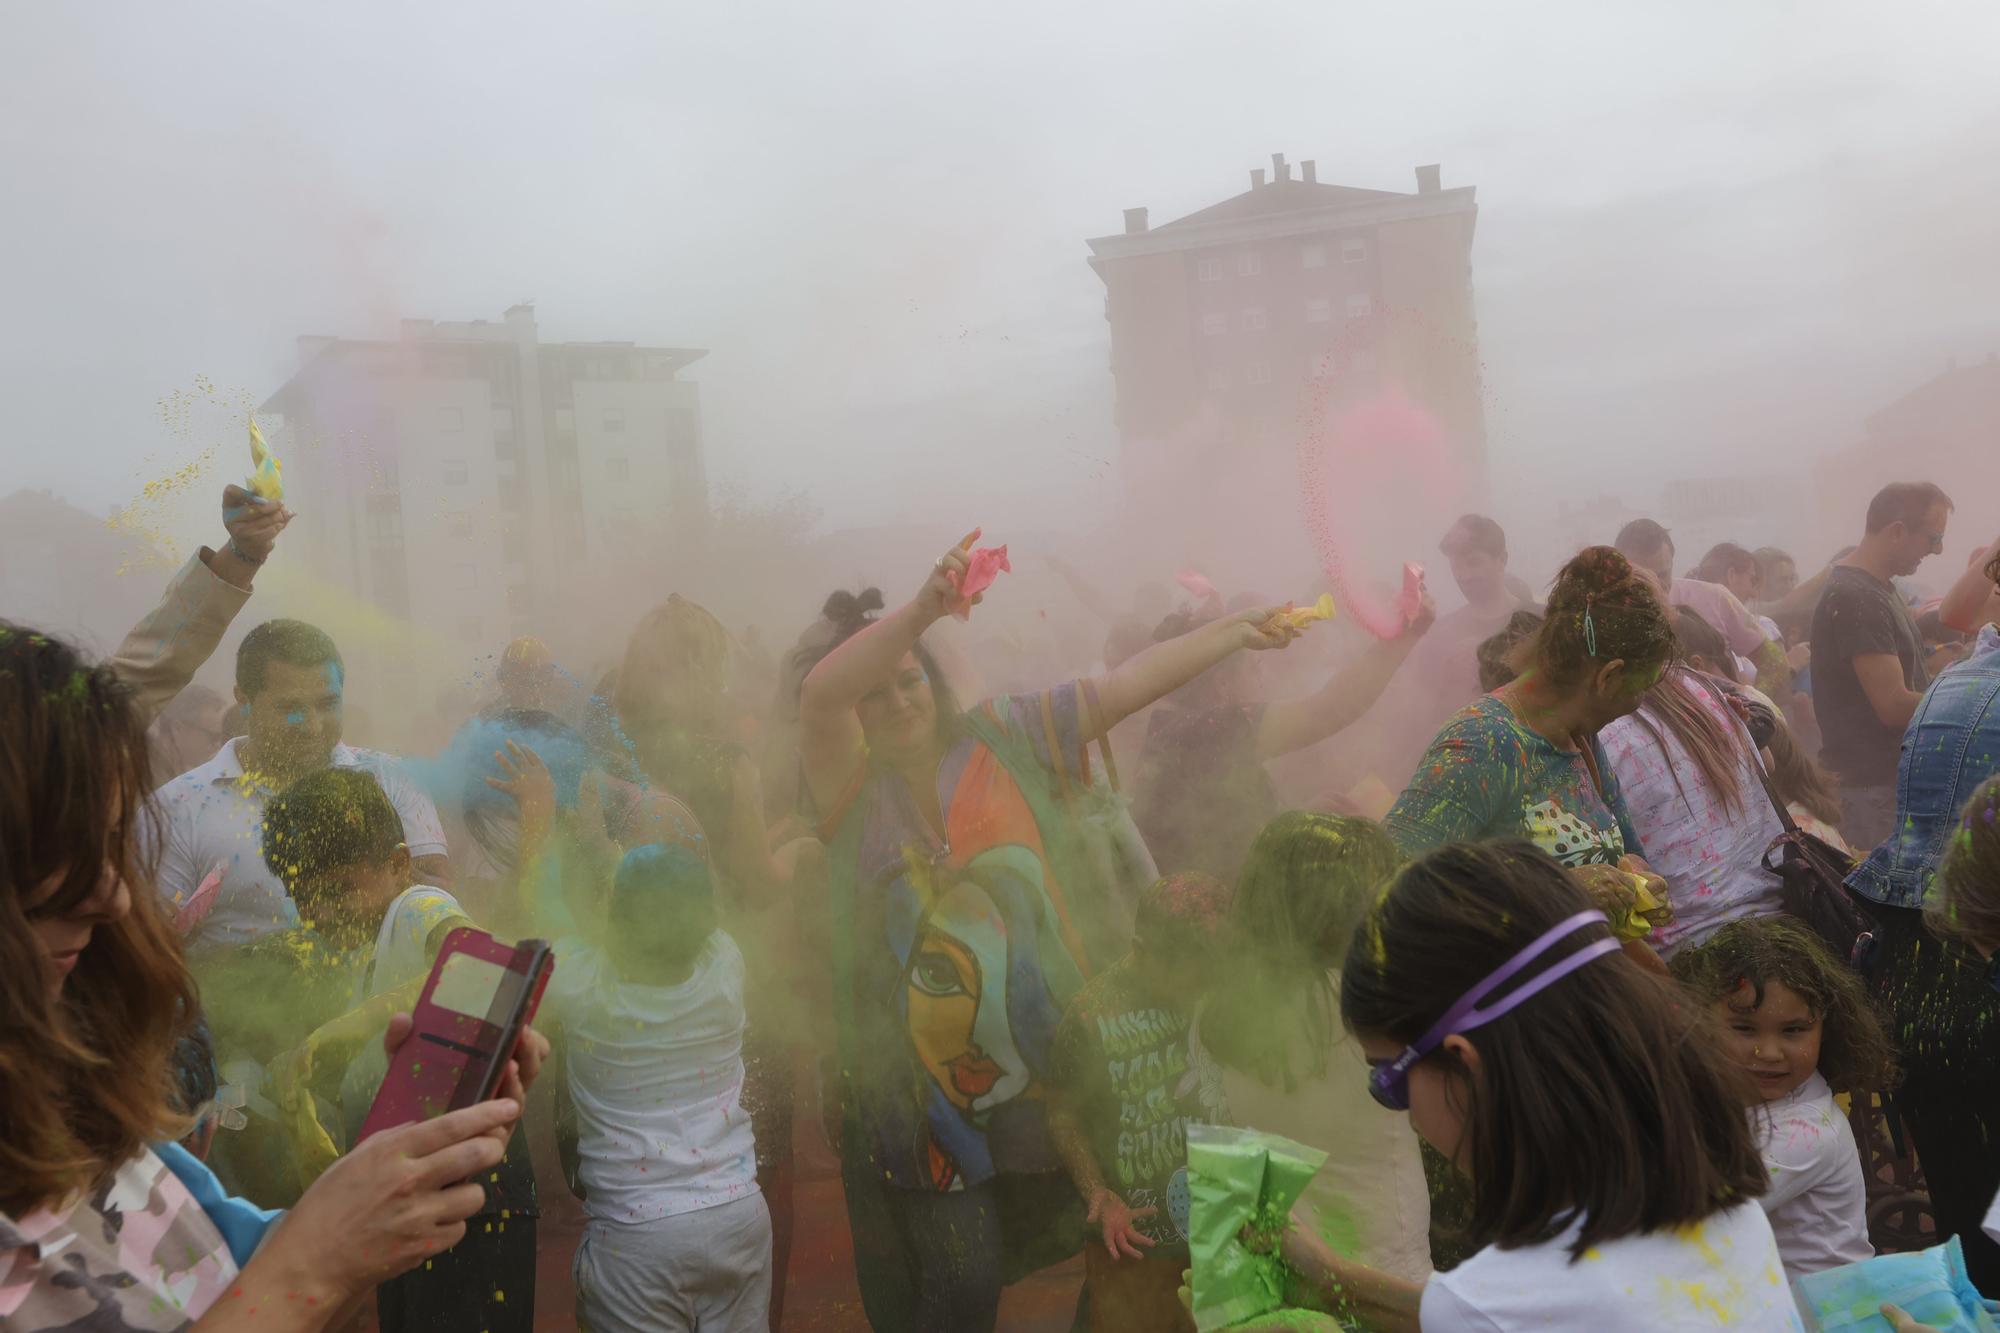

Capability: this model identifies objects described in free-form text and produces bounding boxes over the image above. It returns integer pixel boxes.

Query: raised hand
[221,483,293,566]
[485,740,556,840]
[915,529,981,623]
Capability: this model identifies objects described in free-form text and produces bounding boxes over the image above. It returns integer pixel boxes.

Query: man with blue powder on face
[149,618,451,954]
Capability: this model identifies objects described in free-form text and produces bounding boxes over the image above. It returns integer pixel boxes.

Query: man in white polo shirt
[151,618,451,953]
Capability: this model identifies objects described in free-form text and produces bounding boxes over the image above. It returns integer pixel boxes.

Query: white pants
[573,1193,773,1333]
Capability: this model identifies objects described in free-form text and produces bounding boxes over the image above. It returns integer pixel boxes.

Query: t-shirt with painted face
[1386,695,1644,866]
[1049,955,1209,1256]
[1419,1200,1804,1330]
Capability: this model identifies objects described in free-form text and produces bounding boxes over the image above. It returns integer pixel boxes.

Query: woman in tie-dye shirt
[1388,547,1674,872]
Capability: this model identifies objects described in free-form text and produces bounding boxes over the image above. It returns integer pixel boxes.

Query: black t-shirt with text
[1050,957,1205,1256]
[1809,564,1929,787]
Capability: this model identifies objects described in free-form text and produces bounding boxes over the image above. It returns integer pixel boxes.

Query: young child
[1672,916,1896,1280]
[260,766,537,1333]
[539,842,771,1333]
[1049,872,1235,1333]
[1191,814,1432,1284]
[1242,840,1801,1331]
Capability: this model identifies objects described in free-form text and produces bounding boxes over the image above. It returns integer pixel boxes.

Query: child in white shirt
[1672,915,1897,1279]
[541,842,770,1333]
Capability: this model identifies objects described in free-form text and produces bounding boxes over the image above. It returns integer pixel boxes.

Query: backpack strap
[1080,678,1124,794]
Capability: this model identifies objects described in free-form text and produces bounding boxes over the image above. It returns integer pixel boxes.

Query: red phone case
[356,927,553,1143]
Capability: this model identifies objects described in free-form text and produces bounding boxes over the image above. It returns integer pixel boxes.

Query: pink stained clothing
[1670,577,1776,663]
[1599,671,1786,957]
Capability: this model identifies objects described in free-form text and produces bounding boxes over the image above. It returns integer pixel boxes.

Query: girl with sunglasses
[1232,841,1801,1331]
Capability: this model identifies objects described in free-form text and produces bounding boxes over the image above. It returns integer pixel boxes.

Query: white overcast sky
[5,0,1999,530]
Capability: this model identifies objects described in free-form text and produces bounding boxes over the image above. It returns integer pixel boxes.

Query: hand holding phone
[358,928,553,1143]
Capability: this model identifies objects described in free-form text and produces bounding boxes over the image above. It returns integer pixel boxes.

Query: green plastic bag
[1187,1123,1329,1331]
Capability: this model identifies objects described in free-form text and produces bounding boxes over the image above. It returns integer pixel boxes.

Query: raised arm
[1084,607,1295,736]
[109,485,291,726]
[717,751,818,910]
[1940,536,2000,634]
[1256,599,1434,760]
[798,531,979,806]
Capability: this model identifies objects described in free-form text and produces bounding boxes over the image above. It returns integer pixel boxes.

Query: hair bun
[822,587,885,631]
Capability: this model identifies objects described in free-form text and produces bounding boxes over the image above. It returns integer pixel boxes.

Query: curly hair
[1671,915,1898,1094]
[1202,814,1402,1091]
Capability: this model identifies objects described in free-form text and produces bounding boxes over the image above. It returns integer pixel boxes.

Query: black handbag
[1747,746,1880,970]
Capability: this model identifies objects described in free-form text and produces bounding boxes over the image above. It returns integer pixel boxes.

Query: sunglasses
[1367,909,1621,1112]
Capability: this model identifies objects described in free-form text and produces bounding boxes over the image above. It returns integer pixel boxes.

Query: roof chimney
[1271,152,1291,183]
[1415,163,1442,194]
[1301,160,1317,184]
[1122,207,1149,234]
[1250,167,1266,190]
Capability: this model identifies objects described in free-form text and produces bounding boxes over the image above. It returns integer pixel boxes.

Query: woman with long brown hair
[0,621,540,1332]
[1597,606,1789,957]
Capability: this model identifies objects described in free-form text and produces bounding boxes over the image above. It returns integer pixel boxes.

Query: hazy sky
[5,0,1999,534]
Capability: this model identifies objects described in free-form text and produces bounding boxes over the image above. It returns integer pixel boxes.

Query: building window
[1342,237,1369,264]
[1247,361,1273,385]
[1201,313,1229,337]
[1208,366,1232,390]
[1197,257,1223,282]
[443,459,469,485]
[1347,293,1375,319]
[607,457,631,481]
[604,409,625,433]
[366,508,403,543]
[1301,243,1327,269]
[1240,308,1268,332]
[438,407,462,432]
[1236,252,1262,277]
[1305,298,1331,324]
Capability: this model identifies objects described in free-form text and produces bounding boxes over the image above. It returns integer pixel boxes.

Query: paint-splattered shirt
[1420,1200,1803,1330]
[1050,956,1204,1255]
[1755,1072,1872,1279]
[1599,673,1786,957]
[540,931,758,1224]
[1386,695,1643,866]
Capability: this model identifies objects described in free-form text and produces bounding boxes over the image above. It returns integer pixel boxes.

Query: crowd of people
[7,472,2000,1333]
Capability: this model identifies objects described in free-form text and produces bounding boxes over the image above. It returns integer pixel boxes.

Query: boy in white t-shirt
[541,842,770,1333]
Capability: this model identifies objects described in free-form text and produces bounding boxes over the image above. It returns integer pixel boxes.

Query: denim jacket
[1848,624,2000,909]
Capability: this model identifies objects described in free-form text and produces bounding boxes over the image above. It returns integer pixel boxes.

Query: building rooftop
[1086,153,1473,264]
[259,307,706,414]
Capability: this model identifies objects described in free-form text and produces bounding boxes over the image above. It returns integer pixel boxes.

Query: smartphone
[356,927,554,1143]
